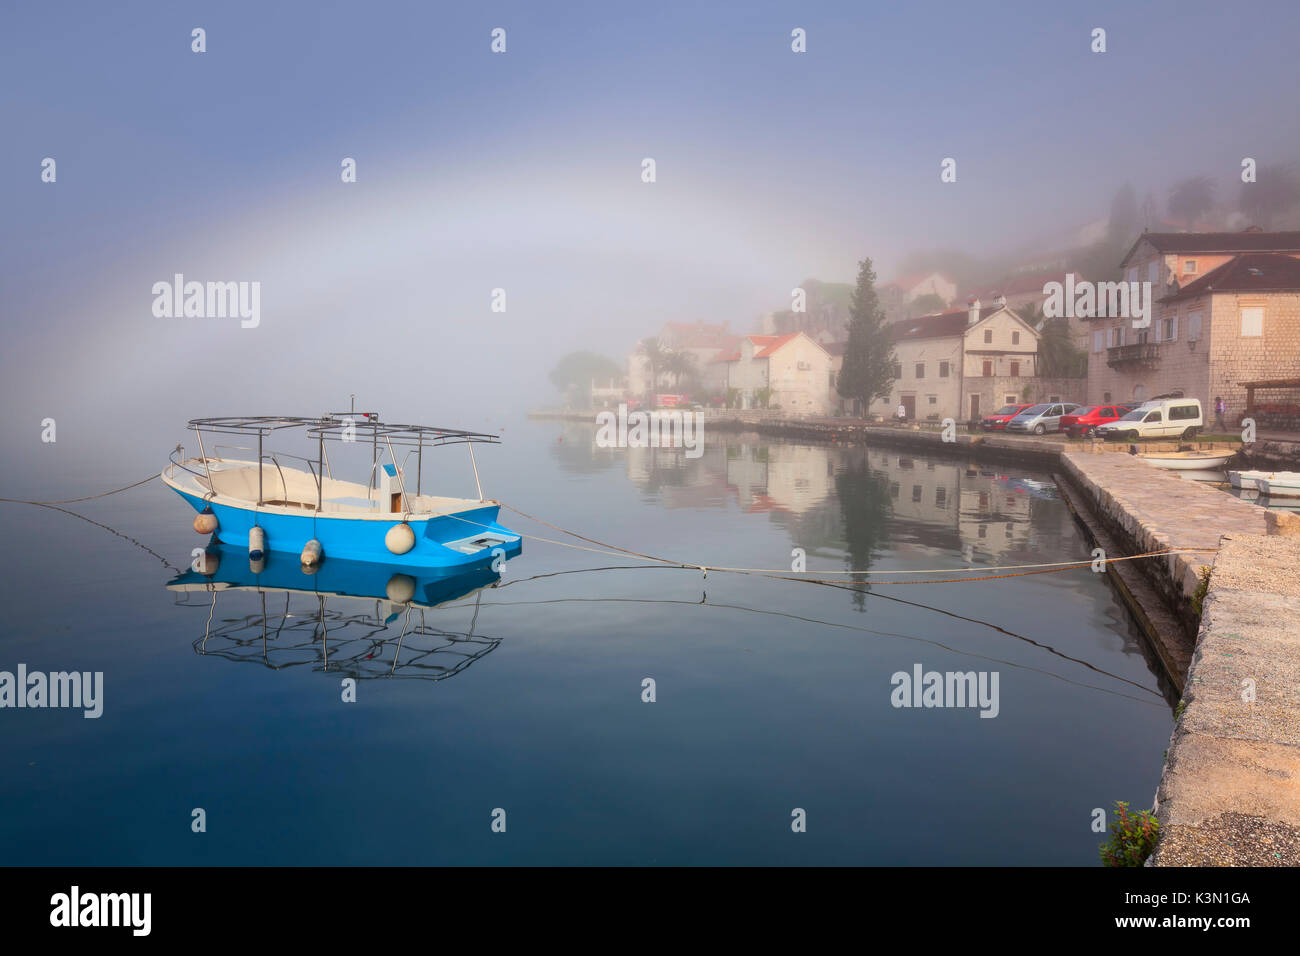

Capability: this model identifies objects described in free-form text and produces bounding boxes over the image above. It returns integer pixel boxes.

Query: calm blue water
[0,419,1172,864]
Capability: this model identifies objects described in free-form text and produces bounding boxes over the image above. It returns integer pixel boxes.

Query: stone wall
[1150,533,1300,866]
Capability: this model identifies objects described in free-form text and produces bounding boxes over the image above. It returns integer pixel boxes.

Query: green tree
[837,258,896,413]
[635,337,669,402]
[1107,183,1139,251]
[663,350,699,390]
[548,351,624,393]
[1167,175,1216,227]
[1240,163,1300,229]
[1035,313,1087,377]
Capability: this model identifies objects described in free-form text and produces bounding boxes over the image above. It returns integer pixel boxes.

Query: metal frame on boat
[163,414,523,569]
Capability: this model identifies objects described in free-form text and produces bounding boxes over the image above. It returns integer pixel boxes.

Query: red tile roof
[754,333,801,358]
[1161,253,1300,302]
[708,333,812,362]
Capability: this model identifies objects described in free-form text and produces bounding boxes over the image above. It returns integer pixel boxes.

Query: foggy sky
[3,0,1298,477]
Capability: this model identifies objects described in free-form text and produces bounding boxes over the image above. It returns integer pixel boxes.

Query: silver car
[1004,402,1080,435]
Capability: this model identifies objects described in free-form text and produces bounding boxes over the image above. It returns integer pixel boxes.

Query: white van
[1096,398,1203,440]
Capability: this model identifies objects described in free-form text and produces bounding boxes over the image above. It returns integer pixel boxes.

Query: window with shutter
[1241,307,1263,337]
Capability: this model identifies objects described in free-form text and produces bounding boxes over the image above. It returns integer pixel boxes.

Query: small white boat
[1229,469,1274,489]
[1254,472,1300,498]
[1140,451,1234,471]
[164,414,523,569]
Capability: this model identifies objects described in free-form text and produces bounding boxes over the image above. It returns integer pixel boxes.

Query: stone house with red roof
[710,332,834,414]
[1085,230,1300,415]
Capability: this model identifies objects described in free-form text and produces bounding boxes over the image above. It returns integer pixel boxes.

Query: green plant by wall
[1099,800,1159,867]
[1191,565,1212,617]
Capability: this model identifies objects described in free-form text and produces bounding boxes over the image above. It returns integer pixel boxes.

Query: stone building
[710,332,834,415]
[869,297,1051,422]
[1086,230,1300,414]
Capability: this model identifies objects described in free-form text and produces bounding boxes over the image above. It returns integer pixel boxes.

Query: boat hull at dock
[1140,452,1233,471]
[167,483,522,570]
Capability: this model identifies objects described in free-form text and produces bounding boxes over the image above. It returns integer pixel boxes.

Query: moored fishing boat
[1140,451,1234,471]
[1228,469,1270,489]
[163,414,523,569]
[1253,471,1300,498]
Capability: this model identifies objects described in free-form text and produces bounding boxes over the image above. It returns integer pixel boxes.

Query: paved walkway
[1059,450,1269,599]
[1150,534,1300,865]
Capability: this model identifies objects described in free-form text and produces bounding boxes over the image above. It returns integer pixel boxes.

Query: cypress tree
[837,257,896,413]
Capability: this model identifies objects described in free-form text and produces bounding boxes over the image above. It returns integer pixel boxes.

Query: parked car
[979,403,1033,431]
[1096,398,1204,441]
[1004,402,1081,435]
[1060,404,1134,438]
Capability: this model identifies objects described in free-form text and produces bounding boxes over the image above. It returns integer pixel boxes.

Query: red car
[979,404,1033,431]
[1061,404,1134,437]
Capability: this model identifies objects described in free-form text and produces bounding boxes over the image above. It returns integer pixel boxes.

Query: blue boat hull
[171,543,502,606]
[171,487,522,570]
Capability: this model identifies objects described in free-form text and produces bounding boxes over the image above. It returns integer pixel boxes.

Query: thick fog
[3,0,1299,484]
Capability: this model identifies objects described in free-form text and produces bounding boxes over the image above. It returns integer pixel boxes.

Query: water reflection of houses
[866,450,1076,561]
[619,438,844,555]
[555,421,1077,567]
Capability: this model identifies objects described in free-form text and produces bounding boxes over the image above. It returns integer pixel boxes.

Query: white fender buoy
[385,573,417,605]
[193,507,218,534]
[194,550,220,576]
[301,539,323,567]
[248,525,266,560]
[385,522,415,555]
[249,555,266,574]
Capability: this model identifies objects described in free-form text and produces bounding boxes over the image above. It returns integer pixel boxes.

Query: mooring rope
[0,473,160,505]
[0,473,1217,584]
[466,503,1218,582]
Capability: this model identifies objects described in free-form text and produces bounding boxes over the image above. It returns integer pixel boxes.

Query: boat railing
[178,413,494,507]
[170,443,333,509]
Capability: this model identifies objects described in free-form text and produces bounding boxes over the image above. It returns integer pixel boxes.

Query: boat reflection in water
[167,542,503,681]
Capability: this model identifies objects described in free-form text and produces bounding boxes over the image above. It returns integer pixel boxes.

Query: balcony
[1106,342,1160,370]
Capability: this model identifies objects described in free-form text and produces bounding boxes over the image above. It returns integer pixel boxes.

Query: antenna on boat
[350,394,355,414]
[467,441,484,501]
